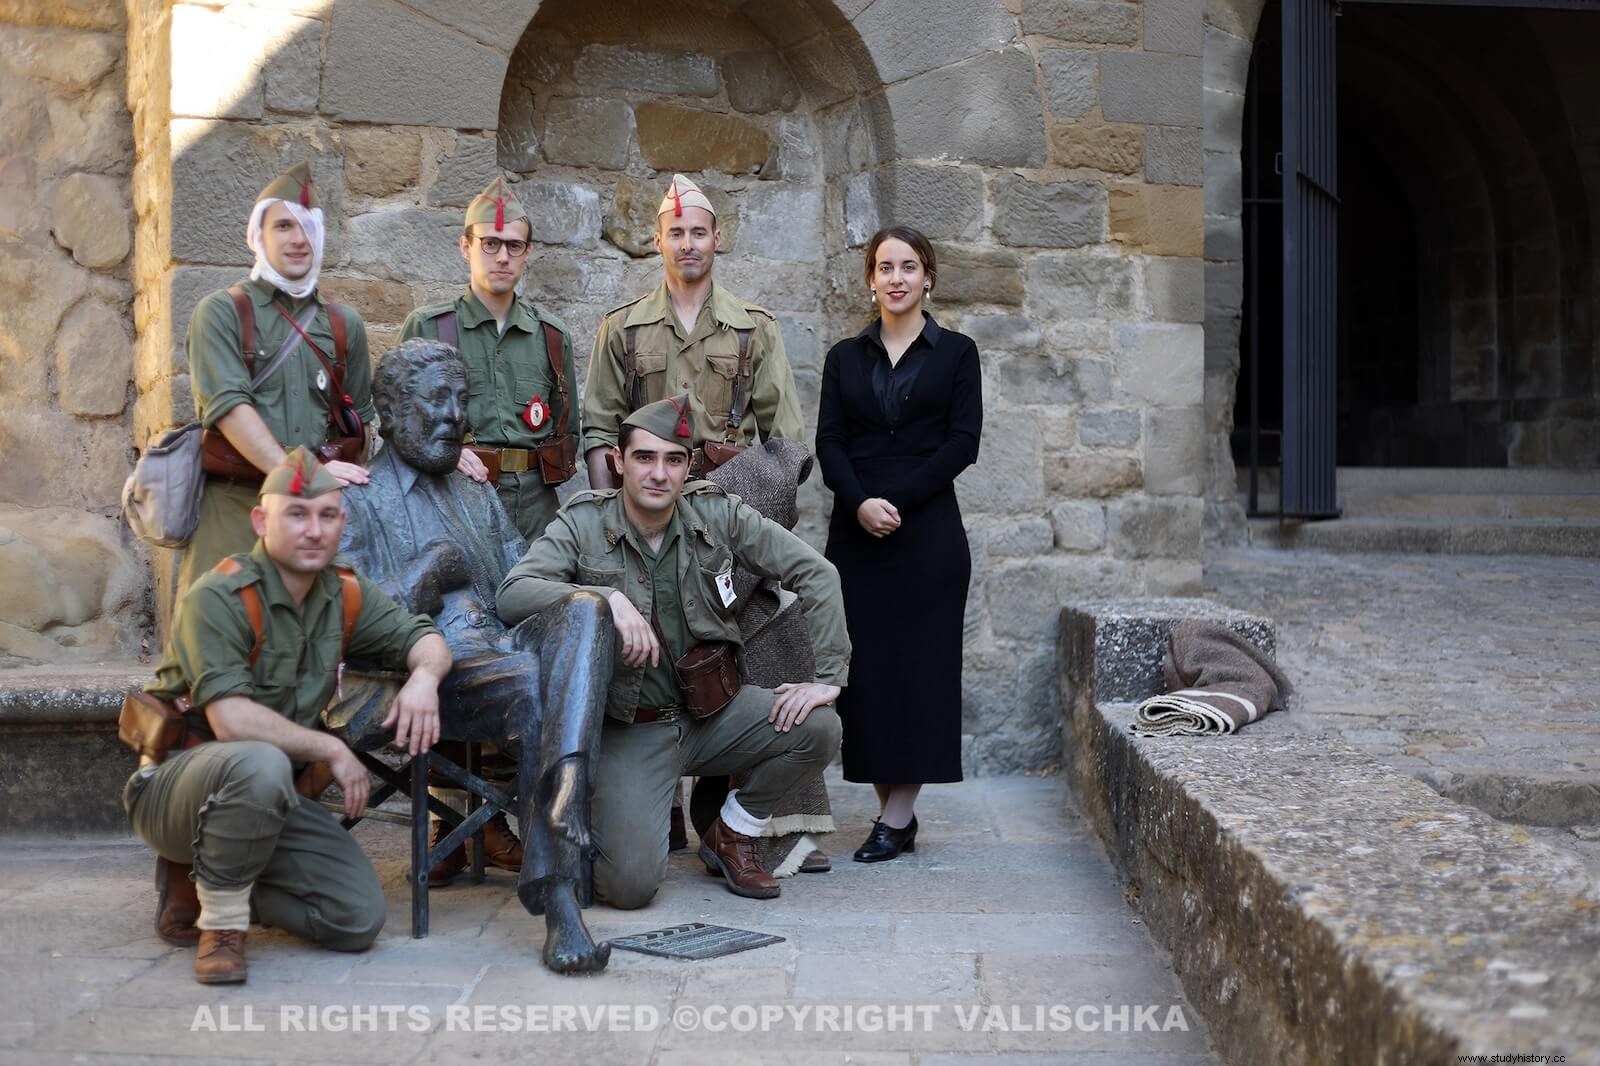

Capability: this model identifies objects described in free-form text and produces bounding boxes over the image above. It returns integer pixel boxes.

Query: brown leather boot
[698,817,780,899]
[194,929,248,984]
[477,811,524,872]
[155,857,201,946]
[427,819,467,888]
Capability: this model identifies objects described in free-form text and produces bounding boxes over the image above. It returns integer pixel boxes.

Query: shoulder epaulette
[602,294,648,320]
[561,488,619,509]
[682,481,729,497]
[742,301,777,320]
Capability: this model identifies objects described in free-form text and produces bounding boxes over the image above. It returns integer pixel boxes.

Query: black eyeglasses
[471,236,531,258]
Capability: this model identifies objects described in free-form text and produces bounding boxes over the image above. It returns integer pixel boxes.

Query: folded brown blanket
[1133,619,1293,736]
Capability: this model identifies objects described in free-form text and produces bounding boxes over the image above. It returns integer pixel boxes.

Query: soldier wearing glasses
[400,178,581,542]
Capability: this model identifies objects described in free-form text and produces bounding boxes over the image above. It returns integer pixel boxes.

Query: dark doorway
[1236,1,1600,482]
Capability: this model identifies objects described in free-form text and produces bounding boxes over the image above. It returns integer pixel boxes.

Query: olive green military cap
[256,161,318,209]
[622,391,694,451]
[465,177,528,230]
[259,446,342,499]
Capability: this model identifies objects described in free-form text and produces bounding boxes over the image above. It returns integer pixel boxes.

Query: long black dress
[816,314,982,784]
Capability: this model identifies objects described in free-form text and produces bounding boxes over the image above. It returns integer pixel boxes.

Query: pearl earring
[870,290,877,305]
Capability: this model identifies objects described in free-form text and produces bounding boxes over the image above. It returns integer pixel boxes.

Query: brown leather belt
[467,445,534,482]
[632,705,683,724]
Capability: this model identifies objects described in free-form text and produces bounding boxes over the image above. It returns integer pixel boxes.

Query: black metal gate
[1279,0,1341,518]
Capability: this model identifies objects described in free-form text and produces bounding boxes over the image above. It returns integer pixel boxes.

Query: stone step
[1058,599,1600,1065]
[1247,516,1600,557]
[0,663,147,833]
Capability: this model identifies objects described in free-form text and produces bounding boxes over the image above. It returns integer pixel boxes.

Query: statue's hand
[422,540,471,591]
[403,540,471,616]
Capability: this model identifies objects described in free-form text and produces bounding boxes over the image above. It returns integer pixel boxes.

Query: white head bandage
[246,198,325,300]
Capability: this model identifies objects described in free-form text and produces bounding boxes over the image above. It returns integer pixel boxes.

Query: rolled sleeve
[344,575,442,670]
[190,289,254,429]
[173,585,258,710]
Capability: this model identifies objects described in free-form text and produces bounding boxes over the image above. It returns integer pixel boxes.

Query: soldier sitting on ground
[125,449,451,985]
[497,393,849,905]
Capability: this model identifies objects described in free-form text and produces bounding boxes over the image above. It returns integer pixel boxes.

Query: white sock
[195,882,252,931]
[719,789,770,838]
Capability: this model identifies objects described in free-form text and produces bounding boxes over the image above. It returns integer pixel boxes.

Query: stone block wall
[0,0,145,664]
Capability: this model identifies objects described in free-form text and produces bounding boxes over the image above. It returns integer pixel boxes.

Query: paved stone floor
[1206,546,1600,881]
[0,774,1215,1065]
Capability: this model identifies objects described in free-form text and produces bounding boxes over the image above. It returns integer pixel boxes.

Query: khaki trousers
[590,685,841,910]
[123,740,386,951]
[495,471,561,543]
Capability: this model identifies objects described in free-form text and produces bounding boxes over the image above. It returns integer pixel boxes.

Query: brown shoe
[698,817,780,899]
[155,857,200,946]
[427,819,467,888]
[478,810,523,872]
[194,929,248,984]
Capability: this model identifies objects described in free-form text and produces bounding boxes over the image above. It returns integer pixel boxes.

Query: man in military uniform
[582,174,804,487]
[498,394,847,906]
[126,449,451,984]
[180,162,376,592]
[400,178,581,542]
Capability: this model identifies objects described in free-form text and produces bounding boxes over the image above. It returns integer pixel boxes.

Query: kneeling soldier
[497,394,849,905]
[123,449,451,984]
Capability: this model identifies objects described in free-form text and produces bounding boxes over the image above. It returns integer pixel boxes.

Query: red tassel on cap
[299,179,311,209]
[494,178,506,230]
[674,399,691,438]
[289,466,305,496]
[671,180,683,218]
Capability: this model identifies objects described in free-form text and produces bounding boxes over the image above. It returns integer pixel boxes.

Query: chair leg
[467,743,486,884]
[411,753,429,939]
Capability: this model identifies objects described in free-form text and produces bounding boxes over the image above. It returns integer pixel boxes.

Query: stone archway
[113,0,1214,774]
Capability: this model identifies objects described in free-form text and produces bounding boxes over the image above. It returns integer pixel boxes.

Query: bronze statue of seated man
[335,338,613,973]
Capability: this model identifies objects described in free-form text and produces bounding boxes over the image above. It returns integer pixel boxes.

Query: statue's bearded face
[387,360,468,475]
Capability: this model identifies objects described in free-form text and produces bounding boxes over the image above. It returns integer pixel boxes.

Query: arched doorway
[1225,0,1600,522]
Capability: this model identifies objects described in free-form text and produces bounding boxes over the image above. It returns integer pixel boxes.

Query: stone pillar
[0,0,145,663]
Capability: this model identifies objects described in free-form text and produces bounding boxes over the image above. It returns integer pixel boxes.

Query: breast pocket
[702,352,740,423]
[631,353,668,407]
[576,553,625,589]
[694,545,738,618]
[253,650,302,707]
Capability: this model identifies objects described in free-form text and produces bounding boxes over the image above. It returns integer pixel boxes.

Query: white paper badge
[715,569,736,608]
[315,368,328,391]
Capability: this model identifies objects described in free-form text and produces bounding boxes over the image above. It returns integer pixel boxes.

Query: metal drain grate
[609,922,785,960]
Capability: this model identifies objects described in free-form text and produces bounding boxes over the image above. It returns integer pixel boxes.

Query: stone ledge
[1063,596,1274,704]
[0,664,147,723]
[0,663,146,833]
[1059,605,1600,1066]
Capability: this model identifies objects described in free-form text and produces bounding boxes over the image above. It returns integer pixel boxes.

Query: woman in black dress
[815,226,982,863]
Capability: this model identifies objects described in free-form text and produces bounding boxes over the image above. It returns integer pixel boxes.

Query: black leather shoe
[852,816,918,863]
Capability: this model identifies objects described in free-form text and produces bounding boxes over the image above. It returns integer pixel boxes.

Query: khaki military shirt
[190,278,376,448]
[581,282,804,454]
[148,543,439,738]
[496,483,849,723]
[399,292,580,449]
[633,509,692,709]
